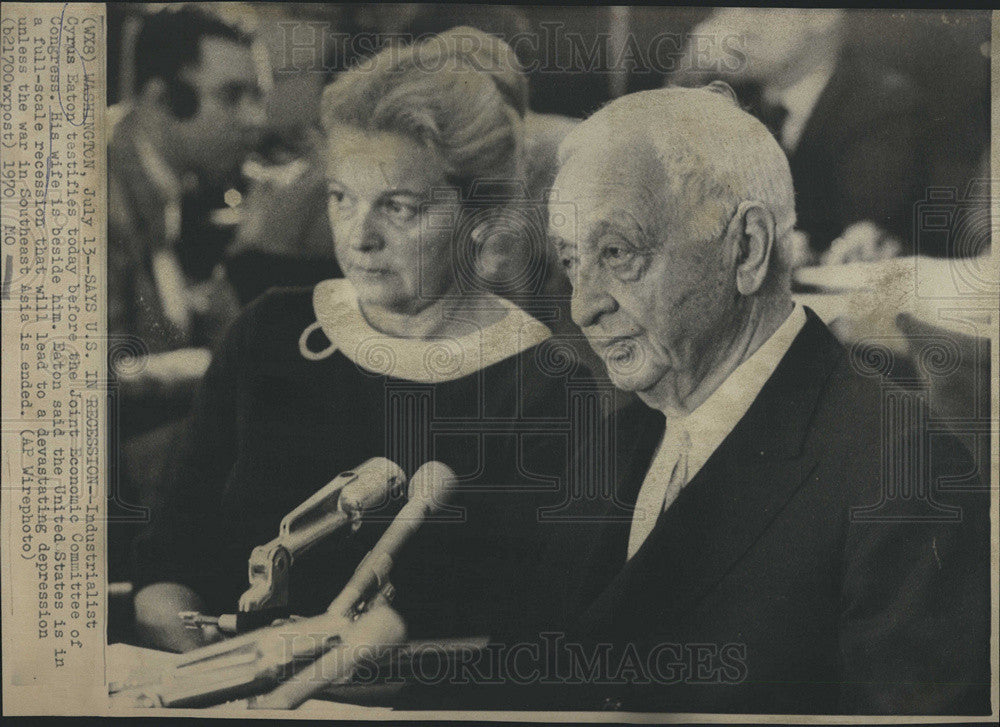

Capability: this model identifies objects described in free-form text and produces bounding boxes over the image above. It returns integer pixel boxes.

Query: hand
[129,347,211,386]
[134,583,223,653]
[820,221,902,266]
[187,264,241,346]
[185,264,238,317]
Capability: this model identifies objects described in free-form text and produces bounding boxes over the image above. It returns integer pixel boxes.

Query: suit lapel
[576,311,842,636]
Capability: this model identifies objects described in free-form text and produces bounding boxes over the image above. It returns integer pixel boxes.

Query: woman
[132,28,589,652]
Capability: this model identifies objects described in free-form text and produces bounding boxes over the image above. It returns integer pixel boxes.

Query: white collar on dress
[299,278,552,383]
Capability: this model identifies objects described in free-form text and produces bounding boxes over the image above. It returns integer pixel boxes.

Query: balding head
[549,85,798,412]
[557,85,796,264]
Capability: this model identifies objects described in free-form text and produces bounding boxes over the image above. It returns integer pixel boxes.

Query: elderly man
[529,85,990,715]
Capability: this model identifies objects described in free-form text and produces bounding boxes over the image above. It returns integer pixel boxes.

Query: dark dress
[133,280,594,639]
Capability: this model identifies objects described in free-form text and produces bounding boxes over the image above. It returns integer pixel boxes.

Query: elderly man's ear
[729,201,777,296]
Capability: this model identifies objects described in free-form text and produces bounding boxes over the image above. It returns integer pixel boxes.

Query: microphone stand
[112,461,458,710]
[111,584,396,708]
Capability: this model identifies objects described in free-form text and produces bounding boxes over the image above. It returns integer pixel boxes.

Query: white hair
[559,85,797,271]
[320,27,527,192]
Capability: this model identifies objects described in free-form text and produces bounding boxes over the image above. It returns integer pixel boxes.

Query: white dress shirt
[626,304,808,559]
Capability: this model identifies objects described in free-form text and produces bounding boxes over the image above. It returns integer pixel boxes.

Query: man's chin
[605,367,663,394]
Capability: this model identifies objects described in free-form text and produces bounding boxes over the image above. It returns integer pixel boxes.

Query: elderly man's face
[550,140,739,406]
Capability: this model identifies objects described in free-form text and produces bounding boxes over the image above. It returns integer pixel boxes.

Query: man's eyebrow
[587,215,650,248]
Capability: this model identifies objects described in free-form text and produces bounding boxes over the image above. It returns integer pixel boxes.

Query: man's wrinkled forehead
[551,128,668,242]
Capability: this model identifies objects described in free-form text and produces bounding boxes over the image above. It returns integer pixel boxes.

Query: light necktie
[627,425,691,560]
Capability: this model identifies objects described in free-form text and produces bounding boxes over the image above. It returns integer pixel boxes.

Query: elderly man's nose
[571,276,617,329]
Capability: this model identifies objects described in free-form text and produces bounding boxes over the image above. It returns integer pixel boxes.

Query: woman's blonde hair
[320,27,528,192]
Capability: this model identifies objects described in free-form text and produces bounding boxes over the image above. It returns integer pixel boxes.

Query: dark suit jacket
[518,309,990,715]
[766,49,925,254]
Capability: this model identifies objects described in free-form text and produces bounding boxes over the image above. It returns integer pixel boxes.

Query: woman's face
[325,126,457,315]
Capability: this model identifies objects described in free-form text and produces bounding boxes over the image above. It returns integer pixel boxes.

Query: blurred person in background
[108,5,264,584]
[221,3,344,305]
[671,8,925,266]
[109,5,264,413]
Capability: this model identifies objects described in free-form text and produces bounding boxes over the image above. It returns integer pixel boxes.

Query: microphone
[238,457,406,613]
[325,461,459,620]
[245,464,455,710]
[339,456,408,515]
[116,610,352,708]
[121,462,457,708]
[277,456,406,551]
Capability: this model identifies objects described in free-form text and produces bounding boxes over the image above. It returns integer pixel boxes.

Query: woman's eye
[327,188,354,219]
[384,199,418,223]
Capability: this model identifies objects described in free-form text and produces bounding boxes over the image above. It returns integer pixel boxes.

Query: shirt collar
[660,304,807,465]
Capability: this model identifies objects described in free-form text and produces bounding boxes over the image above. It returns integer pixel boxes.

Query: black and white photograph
[1,2,996,721]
